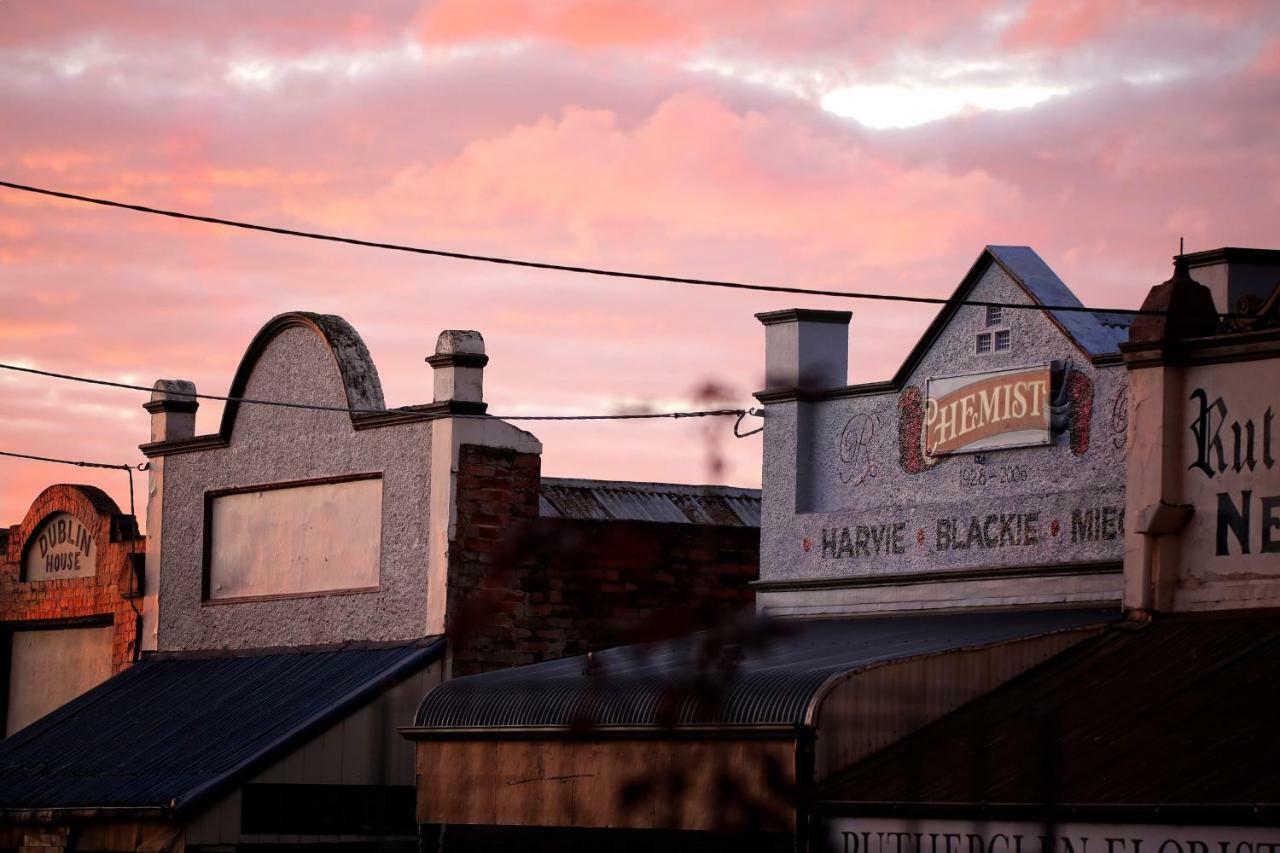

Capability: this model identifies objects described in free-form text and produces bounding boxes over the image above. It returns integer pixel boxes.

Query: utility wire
[0,362,751,422]
[0,449,141,471]
[0,179,1225,319]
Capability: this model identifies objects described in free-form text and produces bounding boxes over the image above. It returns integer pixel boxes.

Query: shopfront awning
[0,638,443,817]
[412,608,1115,731]
[817,613,1280,820]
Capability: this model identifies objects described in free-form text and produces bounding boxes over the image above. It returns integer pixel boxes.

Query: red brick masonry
[1,484,144,673]
[447,445,759,676]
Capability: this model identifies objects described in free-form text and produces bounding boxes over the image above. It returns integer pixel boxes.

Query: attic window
[976,333,993,354]
[994,329,1011,351]
[986,306,1003,326]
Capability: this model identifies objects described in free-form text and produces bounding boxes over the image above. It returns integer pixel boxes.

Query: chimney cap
[1127,255,1219,343]
[755,309,852,327]
[434,330,485,356]
[144,379,198,413]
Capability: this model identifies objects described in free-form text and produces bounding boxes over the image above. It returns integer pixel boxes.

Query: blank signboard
[7,626,114,735]
[206,476,383,601]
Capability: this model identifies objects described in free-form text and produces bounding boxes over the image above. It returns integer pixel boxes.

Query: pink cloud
[1,2,1278,524]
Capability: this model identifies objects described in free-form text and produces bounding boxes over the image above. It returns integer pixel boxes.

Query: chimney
[428,330,488,412]
[1128,256,1219,344]
[1183,247,1280,316]
[755,309,852,395]
[144,379,197,442]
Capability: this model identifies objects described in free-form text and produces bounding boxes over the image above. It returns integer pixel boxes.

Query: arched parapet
[217,311,386,440]
[10,484,137,572]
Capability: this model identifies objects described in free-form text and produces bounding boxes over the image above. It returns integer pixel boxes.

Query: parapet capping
[1119,325,1280,370]
[139,311,491,458]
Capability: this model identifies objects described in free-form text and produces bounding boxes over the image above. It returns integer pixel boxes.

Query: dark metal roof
[987,245,1132,356]
[0,638,443,814]
[819,614,1280,809]
[413,609,1115,730]
[539,478,761,526]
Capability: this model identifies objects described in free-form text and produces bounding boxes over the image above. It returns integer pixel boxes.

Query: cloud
[0,1,1278,521]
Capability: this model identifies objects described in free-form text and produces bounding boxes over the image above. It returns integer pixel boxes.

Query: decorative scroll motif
[1109,384,1128,449]
[838,413,880,485]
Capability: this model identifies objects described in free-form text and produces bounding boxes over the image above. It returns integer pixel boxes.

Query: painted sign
[926,365,1052,457]
[827,817,1280,853]
[1186,386,1278,558]
[813,501,1124,562]
[23,512,96,581]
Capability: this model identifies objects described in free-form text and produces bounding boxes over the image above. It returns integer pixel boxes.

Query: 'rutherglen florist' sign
[926,365,1053,456]
[828,818,1280,853]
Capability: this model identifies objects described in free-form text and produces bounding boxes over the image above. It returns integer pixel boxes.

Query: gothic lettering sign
[1186,386,1279,558]
[23,512,96,581]
[827,817,1280,853]
[926,365,1052,456]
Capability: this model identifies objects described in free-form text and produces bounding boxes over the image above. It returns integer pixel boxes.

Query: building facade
[404,245,1280,853]
[0,484,143,736]
[404,246,1136,850]
[0,311,761,852]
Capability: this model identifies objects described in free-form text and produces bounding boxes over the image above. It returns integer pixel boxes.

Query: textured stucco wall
[1125,354,1280,612]
[158,325,434,650]
[760,264,1129,598]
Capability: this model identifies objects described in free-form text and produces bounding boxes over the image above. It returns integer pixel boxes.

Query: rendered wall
[155,318,436,650]
[1125,339,1280,612]
[758,262,1128,615]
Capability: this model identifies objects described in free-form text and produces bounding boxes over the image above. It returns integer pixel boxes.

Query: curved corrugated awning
[413,609,1115,731]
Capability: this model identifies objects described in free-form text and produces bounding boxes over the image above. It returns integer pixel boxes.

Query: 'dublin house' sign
[925,364,1052,456]
[23,512,97,581]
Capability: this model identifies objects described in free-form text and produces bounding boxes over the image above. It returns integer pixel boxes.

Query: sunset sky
[2,1,1279,524]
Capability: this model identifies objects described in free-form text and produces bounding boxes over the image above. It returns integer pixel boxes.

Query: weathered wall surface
[1125,347,1280,612]
[157,320,435,650]
[760,263,1128,612]
[416,736,796,832]
[446,445,759,676]
[0,484,143,733]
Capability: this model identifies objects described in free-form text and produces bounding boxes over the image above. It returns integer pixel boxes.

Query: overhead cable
[0,179,1222,318]
[0,449,143,471]
[0,362,751,422]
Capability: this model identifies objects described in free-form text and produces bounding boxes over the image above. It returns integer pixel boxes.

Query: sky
[2,0,1279,524]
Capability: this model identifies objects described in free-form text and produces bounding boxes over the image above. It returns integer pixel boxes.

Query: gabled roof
[985,246,1132,357]
[895,247,1130,381]
[410,608,1115,731]
[539,478,761,526]
[0,638,443,816]
[819,614,1280,816]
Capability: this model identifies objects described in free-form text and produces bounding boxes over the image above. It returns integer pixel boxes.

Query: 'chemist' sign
[926,365,1052,456]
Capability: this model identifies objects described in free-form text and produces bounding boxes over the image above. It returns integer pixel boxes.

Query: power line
[0,179,1217,319]
[0,449,141,471]
[0,362,751,422]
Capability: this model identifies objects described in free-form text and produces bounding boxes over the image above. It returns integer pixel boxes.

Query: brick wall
[446,445,759,677]
[1,484,144,674]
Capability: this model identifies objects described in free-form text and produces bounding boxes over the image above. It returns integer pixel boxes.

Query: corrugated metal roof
[0,638,443,814]
[539,478,761,527]
[819,615,1280,807]
[414,609,1115,730]
[987,245,1133,356]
